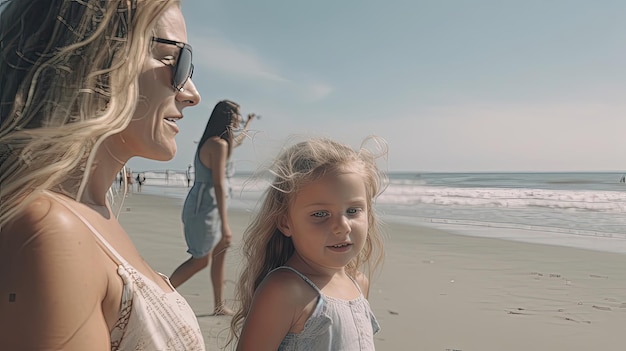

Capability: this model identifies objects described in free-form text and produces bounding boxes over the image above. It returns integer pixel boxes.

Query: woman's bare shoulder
[2,193,106,275]
[5,193,90,237]
[199,137,228,166]
[0,194,111,348]
[202,137,228,152]
[200,136,226,146]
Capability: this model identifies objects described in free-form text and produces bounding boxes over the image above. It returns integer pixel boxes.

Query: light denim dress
[269,266,380,351]
[181,151,232,258]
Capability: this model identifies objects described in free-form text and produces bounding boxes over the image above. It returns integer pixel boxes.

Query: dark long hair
[196,100,239,157]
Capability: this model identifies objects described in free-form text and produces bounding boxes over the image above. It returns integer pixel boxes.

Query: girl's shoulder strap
[268,266,321,293]
[348,272,365,295]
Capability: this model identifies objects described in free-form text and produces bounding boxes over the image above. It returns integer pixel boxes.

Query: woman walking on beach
[0,0,205,349]
[230,137,387,350]
[170,100,256,315]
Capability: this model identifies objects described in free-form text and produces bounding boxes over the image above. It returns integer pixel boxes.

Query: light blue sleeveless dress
[181,151,232,258]
[269,266,380,351]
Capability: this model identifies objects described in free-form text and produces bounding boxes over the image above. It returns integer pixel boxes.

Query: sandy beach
[117,192,626,350]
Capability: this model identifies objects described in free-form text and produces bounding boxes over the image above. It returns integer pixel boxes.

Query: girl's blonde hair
[229,136,388,344]
[0,0,179,225]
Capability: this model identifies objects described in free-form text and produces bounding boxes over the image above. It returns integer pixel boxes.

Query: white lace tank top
[51,192,205,350]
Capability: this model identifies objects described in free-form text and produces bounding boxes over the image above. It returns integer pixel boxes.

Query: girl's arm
[232,113,256,148]
[0,198,111,350]
[237,271,302,351]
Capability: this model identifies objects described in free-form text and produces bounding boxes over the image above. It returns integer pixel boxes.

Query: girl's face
[116,6,201,161]
[280,168,369,272]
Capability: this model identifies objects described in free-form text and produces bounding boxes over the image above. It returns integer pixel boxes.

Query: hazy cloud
[304,83,334,101]
[189,33,333,102]
[190,35,289,83]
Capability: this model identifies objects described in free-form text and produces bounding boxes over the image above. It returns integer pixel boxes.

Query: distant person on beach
[0,0,205,349]
[229,137,387,350]
[136,173,146,192]
[186,164,193,187]
[170,100,257,315]
[126,168,134,193]
[118,170,124,189]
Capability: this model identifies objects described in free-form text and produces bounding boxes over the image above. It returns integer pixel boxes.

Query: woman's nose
[177,78,201,106]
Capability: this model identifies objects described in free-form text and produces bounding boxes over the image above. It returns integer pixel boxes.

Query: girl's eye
[311,211,328,218]
[347,208,362,215]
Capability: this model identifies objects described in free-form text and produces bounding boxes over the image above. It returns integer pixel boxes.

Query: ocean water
[133,171,626,254]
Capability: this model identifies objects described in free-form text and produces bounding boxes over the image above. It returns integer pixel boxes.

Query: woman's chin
[155,151,176,162]
[156,154,175,161]
[144,146,176,162]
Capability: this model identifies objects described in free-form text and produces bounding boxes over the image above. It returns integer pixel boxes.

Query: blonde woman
[230,137,388,350]
[0,0,205,349]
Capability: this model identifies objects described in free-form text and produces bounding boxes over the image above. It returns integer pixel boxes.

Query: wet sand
[118,193,626,350]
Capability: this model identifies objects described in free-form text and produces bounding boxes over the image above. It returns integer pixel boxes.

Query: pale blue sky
[130,0,626,173]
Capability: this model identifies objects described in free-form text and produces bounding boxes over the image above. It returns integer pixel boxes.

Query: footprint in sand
[506,307,530,315]
[592,305,611,311]
[562,317,591,324]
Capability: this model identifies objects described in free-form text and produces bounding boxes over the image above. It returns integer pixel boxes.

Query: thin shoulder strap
[348,274,364,295]
[269,266,321,293]
[44,191,128,266]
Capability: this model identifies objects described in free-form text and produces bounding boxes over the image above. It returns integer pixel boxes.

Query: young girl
[230,137,387,350]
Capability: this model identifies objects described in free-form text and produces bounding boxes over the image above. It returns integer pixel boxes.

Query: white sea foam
[134,170,626,253]
[378,184,626,213]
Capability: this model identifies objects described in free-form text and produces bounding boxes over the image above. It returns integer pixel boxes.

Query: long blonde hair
[0,0,178,225]
[229,136,388,344]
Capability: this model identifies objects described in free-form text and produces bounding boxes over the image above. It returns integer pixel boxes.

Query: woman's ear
[278,215,293,237]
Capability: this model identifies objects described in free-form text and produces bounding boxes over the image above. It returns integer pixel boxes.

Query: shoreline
[118,192,626,350]
[387,216,626,255]
[134,183,626,255]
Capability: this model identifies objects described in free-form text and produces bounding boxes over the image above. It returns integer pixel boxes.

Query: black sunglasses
[152,37,194,92]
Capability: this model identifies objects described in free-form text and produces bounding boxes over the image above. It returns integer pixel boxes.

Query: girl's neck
[286,254,361,300]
